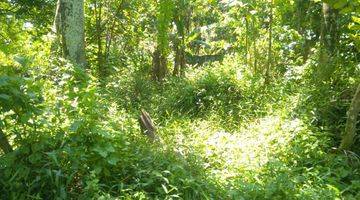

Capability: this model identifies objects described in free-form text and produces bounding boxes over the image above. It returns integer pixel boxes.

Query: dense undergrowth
[1,51,360,199]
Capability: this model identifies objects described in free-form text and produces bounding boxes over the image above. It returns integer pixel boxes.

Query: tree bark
[55,0,87,67]
[322,3,338,52]
[339,84,360,150]
[245,12,249,67]
[138,110,158,142]
[0,128,13,154]
[252,19,258,74]
[173,38,186,77]
[104,0,125,64]
[152,48,167,82]
[173,37,180,76]
[95,0,106,79]
[265,0,273,84]
[319,3,339,67]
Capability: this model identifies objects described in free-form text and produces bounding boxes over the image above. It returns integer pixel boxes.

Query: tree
[94,0,105,78]
[319,2,339,74]
[339,84,360,150]
[152,0,174,81]
[173,0,189,77]
[265,0,273,84]
[55,0,87,67]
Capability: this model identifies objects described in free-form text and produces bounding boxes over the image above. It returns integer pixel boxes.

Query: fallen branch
[138,110,159,142]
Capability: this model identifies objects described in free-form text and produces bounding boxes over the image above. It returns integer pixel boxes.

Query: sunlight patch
[181,116,303,181]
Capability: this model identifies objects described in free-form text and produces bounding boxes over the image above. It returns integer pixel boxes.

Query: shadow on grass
[0,130,227,199]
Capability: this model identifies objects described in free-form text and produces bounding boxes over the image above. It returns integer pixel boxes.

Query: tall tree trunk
[245,14,249,67]
[105,0,125,63]
[173,36,186,77]
[295,0,304,34]
[265,0,273,84]
[319,3,338,68]
[55,0,87,67]
[0,128,12,154]
[252,19,257,74]
[339,84,360,150]
[179,45,186,77]
[253,38,257,74]
[319,3,330,66]
[172,1,187,77]
[173,37,180,76]
[152,49,167,82]
[322,3,339,53]
[95,0,105,79]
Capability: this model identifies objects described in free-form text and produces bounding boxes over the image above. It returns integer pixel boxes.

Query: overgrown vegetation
[1,0,360,199]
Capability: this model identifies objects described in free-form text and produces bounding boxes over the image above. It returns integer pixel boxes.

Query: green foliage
[1,0,360,199]
[0,76,38,115]
[0,74,43,149]
[156,0,175,55]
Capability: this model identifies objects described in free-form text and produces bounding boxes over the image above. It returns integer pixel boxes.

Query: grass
[1,56,360,199]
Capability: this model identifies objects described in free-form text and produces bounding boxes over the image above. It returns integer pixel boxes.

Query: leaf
[339,5,354,13]
[333,0,347,9]
[162,184,169,194]
[69,120,82,132]
[107,155,120,165]
[105,144,115,153]
[93,145,108,158]
[0,94,10,101]
[28,153,42,164]
[13,55,28,67]
[349,24,360,31]
[46,151,59,166]
[352,16,360,24]
[20,114,31,124]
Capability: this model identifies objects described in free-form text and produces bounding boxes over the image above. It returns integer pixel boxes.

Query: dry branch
[138,109,159,142]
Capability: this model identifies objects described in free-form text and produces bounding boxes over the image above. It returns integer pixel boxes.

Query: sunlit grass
[160,113,304,185]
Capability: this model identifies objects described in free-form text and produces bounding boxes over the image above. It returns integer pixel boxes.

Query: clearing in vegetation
[1,0,360,199]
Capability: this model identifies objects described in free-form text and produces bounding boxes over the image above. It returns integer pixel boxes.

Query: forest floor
[1,59,359,199]
[102,62,360,199]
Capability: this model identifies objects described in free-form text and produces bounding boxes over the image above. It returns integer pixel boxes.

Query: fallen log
[138,109,159,142]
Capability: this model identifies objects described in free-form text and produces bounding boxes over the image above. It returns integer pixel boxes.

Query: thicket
[1,0,360,199]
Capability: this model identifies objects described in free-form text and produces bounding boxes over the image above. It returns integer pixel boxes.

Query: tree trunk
[253,39,257,74]
[95,1,106,79]
[252,19,258,74]
[152,48,167,82]
[179,45,186,76]
[173,37,180,76]
[339,84,360,150]
[173,38,186,77]
[0,128,12,154]
[105,0,125,64]
[319,3,330,66]
[295,0,306,34]
[319,3,338,69]
[245,13,249,67]
[322,3,338,53]
[55,0,87,67]
[265,0,273,84]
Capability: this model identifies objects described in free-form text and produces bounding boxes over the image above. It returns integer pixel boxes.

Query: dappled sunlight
[167,115,304,182]
[1,0,360,198]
